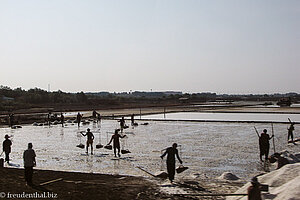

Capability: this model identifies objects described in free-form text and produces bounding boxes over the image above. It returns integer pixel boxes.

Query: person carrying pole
[271,123,275,153]
[107,129,126,157]
[81,128,94,155]
[287,119,295,142]
[160,143,183,183]
[259,129,273,162]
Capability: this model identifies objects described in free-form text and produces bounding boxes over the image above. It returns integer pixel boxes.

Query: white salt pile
[227,162,300,200]
[280,150,300,163]
[154,171,168,179]
[218,172,240,181]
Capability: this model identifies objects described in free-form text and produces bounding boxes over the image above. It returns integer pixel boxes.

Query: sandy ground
[0,167,164,200]
[0,167,245,200]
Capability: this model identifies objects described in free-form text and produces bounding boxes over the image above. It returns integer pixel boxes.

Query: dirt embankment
[0,167,179,200]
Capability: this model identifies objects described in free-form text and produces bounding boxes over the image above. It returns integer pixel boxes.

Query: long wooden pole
[271,123,275,153]
[136,166,156,177]
[254,126,260,138]
[39,178,63,186]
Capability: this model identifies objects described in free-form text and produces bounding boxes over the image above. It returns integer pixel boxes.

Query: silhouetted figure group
[2,135,37,185]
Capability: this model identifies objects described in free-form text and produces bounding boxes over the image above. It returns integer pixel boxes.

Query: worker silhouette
[259,129,273,162]
[247,177,262,200]
[2,135,12,163]
[81,128,94,155]
[23,143,36,186]
[107,129,126,157]
[77,112,82,127]
[288,122,295,142]
[60,113,64,127]
[161,143,183,183]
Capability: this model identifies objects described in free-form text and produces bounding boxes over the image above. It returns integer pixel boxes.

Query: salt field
[140,112,300,123]
[1,114,300,182]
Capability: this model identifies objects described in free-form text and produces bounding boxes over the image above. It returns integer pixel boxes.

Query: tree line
[1,85,299,113]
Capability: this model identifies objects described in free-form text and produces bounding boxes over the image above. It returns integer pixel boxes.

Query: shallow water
[1,117,299,181]
[140,112,300,122]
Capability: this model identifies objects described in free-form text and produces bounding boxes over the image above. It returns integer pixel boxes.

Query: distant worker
[274,153,289,169]
[23,143,36,186]
[287,122,295,142]
[247,177,262,200]
[47,112,51,126]
[119,117,125,132]
[131,114,135,126]
[259,129,273,162]
[81,128,94,155]
[107,129,126,157]
[2,135,12,163]
[8,113,14,127]
[97,113,101,124]
[60,113,64,127]
[92,110,98,119]
[77,112,83,127]
[161,143,183,183]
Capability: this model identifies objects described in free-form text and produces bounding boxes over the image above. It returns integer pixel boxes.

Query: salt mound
[154,171,168,179]
[218,172,239,181]
[226,163,300,200]
[280,150,300,163]
[271,175,300,200]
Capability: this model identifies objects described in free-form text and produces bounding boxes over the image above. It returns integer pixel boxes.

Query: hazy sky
[0,0,299,94]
